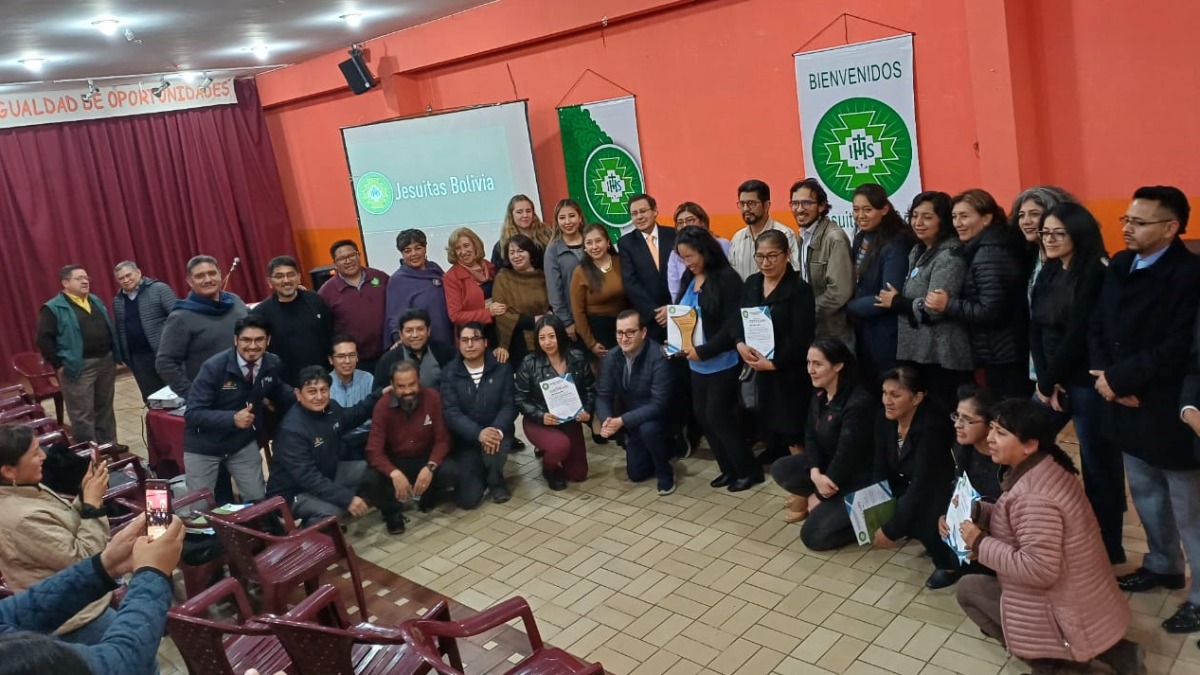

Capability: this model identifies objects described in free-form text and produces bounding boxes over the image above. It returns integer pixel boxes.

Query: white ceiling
[0,0,496,92]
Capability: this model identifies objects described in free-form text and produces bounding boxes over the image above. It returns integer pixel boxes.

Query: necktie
[245,361,256,385]
[647,234,659,270]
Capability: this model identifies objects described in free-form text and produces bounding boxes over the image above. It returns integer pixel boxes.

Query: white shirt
[236,353,258,382]
[640,225,662,264]
[728,219,802,280]
[799,225,816,282]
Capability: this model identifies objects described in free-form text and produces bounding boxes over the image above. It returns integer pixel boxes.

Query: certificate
[943,474,982,563]
[540,373,583,422]
[741,306,775,359]
[843,481,896,546]
[666,304,702,355]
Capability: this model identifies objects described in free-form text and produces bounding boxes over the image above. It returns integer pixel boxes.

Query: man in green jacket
[36,265,119,444]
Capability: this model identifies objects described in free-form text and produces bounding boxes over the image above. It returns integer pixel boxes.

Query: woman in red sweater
[444,227,504,334]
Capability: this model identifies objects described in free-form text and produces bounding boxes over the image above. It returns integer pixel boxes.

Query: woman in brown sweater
[570,222,628,359]
[492,234,550,366]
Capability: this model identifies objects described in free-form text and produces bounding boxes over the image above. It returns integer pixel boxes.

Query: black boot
[545,468,567,491]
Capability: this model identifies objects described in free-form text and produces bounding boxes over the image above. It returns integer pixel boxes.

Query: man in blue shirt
[329,335,373,459]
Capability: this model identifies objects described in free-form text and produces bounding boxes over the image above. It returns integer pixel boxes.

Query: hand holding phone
[145,479,172,541]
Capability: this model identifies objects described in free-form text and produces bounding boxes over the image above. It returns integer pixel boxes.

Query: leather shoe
[545,469,567,491]
[925,567,964,590]
[1163,602,1200,634]
[384,513,407,535]
[710,474,730,488]
[490,486,512,504]
[1117,567,1186,593]
[727,475,764,493]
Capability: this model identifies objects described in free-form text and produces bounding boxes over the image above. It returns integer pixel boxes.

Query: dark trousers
[442,441,508,509]
[975,363,1033,399]
[127,350,166,402]
[1038,385,1126,561]
[362,455,446,516]
[893,486,962,570]
[523,419,588,481]
[770,455,855,550]
[692,367,759,482]
[625,419,673,487]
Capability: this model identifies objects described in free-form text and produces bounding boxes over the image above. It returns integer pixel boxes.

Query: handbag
[739,365,759,411]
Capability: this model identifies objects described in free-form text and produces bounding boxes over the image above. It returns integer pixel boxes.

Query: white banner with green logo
[794,35,921,239]
[557,96,645,242]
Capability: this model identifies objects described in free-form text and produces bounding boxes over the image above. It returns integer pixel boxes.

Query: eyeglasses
[753,252,785,263]
[950,412,984,427]
[677,216,701,227]
[1038,230,1068,241]
[237,336,268,346]
[331,353,357,361]
[334,252,360,264]
[616,329,641,338]
[737,200,762,211]
[270,272,299,281]
[1119,216,1172,228]
[459,336,486,344]
[789,199,817,209]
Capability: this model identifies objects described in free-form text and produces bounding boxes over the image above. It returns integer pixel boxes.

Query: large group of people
[22,178,1200,675]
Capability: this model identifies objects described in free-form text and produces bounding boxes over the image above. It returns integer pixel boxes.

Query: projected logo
[355,171,395,216]
[812,97,912,201]
[584,144,644,228]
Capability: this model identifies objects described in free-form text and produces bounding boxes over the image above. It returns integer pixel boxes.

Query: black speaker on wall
[339,47,377,95]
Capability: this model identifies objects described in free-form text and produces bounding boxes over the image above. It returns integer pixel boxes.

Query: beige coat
[806,217,854,343]
[0,485,111,634]
[976,454,1129,662]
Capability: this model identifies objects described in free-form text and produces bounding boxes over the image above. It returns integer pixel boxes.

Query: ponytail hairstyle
[809,335,857,396]
[989,398,1078,474]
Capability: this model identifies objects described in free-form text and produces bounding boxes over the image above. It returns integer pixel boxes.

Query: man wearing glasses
[789,178,854,343]
[318,239,390,375]
[728,179,801,279]
[328,335,374,459]
[184,316,295,501]
[1090,185,1200,635]
[250,256,333,387]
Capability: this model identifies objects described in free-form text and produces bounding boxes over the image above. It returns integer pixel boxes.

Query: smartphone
[90,442,101,465]
[145,479,172,540]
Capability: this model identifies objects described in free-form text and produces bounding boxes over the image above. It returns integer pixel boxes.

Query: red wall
[259,0,1199,270]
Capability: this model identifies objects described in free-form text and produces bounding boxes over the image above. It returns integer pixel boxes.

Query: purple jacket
[384,262,454,347]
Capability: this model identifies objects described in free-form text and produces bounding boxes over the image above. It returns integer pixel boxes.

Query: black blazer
[595,338,673,429]
[739,268,816,435]
[439,354,518,449]
[874,404,955,541]
[675,265,743,361]
[619,226,676,333]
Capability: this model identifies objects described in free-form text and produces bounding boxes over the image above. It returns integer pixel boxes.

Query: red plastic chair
[399,597,605,675]
[167,577,291,675]
[22,416,63,436]
[0,404,44,425]
[207,497,370,620]
[37,429,69,448]
[11,353,63,424]
[0,395,31,412]
[262,585,456,675]
[0,384,28,399]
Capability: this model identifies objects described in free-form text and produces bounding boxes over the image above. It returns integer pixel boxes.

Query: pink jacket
[976,453,1129,662]
[444,261,495,327]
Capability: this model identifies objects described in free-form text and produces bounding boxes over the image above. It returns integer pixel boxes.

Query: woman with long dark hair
[845,183,913,386]
[545,199,588,342]
[876,191,971,412]
[956,399,1142,675]
[667,202,731,299]
[770,337,875,543]
[570,222,628,359]
[492,234,549,366]
[1029,201,1123,563]
[674,227,760,491]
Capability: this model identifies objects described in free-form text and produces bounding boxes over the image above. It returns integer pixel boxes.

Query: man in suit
[1090,185,1200,635]
[112,261,177,401]
[618,193,676,343]
[597,310,676,495]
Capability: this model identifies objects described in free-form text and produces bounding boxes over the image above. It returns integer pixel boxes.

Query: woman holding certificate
[673,227,760,491]
[513,316,596,490]
[492,235,550,367]
[736,229,816,467]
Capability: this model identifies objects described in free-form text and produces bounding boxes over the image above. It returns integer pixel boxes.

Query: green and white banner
[557,96,645,241]
[794,35,921,238]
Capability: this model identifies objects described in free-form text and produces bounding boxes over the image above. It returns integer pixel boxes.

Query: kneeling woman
[872,366,962,589]
[514,316,596,490]
[957,399,1141,675]
[770,337,874,548]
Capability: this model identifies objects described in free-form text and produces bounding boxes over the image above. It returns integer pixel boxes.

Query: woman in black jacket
[927,189,1031,398]
[770,337,875,547]
[514,316,595,490]
[1029,202,1124,563]
[674,227,758,491]
[872,365,961,589]
[845,183,913,386]
[737,230,816,468]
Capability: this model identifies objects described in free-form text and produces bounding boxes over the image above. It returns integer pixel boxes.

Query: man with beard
[790,178,854,343]
[363,360,451,534]
[250,256,333,387]
[156,255,249,398]
[728,179,801,279]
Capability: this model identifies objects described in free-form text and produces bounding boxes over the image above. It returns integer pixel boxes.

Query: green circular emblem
[355,171,394,216]
[584,144,644,229]
[811,97,913,201]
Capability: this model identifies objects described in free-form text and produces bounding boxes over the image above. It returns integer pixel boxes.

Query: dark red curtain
[0,79,294,375]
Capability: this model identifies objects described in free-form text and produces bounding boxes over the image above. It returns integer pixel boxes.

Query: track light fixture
[196,72,214,92]
[151,77,171,98]
[81,79,100,103]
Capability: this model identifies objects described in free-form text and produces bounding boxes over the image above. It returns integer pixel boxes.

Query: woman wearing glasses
[667,202,731,299]
[736,230,816,469]
[1028,202,1122,563]
[845,184,913,386]
[875,191,971,414]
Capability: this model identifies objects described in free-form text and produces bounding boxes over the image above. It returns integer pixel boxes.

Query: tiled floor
[97,373,1200,675]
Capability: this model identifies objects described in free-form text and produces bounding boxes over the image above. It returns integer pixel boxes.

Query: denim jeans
[1123,452,1200,603]
[1035,385,1126,560]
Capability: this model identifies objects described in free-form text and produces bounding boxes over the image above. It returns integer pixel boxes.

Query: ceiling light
[251,45,270,60]
[151,77,171,99]
[19,58,45,72]
[81,80,101,103]
[91,18,121,36]
[196,73,214,92]
[340,13,363,28]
